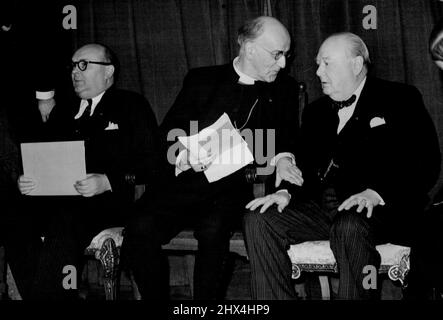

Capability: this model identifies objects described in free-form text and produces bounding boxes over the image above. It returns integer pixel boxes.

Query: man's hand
[17,175,37,195]
[74,174,111,197]
[188,151,215,173]
[275,157,304,187]
[246,191,290,213]
[338,189,382,218]
[38,97,56,122]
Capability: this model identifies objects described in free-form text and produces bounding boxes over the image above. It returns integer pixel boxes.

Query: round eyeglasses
[256,43,292,61]
[70,59,112,71]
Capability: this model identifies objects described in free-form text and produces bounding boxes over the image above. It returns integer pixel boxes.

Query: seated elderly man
[244,32,440,300]
[3,43,160,300]
[122,16,300,300]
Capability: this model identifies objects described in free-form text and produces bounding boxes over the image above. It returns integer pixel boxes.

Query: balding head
[236,16,291,82]
[71,43,116,99]
[315,33,368,101]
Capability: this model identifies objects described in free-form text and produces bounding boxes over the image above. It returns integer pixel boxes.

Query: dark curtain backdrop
[70,0,267,123]
[21,0,443,195]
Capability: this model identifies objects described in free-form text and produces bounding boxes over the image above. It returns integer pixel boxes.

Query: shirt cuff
[36,91,55,100]
[175,149,191,176]
[270,152,295,166]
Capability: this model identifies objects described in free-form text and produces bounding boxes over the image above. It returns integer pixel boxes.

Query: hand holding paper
[74,173,112,197]
[177,113,254,182]
[20,141,87,196]
[188,151,216,172]
[17,175,37,195]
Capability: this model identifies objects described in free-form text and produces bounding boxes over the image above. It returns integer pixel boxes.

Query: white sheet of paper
[178,113,254,182]
[21,141,87,196]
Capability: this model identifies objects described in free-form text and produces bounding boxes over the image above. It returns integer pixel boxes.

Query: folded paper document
[20,141,87,196]
[178,113,254,182]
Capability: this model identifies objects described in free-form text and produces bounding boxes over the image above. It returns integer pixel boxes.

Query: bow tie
[331,94,356,111]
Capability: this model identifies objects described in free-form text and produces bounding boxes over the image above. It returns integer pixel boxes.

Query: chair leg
[294,282,307,299]
[129,272,142,300]
[184,254,195,298]
[97,238,120,300]
[318,275,331,300]
[6,263,22,300]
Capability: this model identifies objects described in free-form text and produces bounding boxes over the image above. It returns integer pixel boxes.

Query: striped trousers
[243,189,388,300]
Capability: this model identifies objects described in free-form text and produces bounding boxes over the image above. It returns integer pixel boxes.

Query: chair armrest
[245,166,269,198]
[86,227,124,257]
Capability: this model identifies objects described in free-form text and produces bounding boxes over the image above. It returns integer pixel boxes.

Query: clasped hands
[18,174,111,197]
[177,150,216,173]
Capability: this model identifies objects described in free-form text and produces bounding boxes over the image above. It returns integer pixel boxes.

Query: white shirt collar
[74,91,106,119]
[233,57,256,85]
[337,77,367,134]
[350,76,366,106]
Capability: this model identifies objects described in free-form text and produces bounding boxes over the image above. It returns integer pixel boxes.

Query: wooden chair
[287,240,410,300]
[5,82,307,300]
[3,184,144,301]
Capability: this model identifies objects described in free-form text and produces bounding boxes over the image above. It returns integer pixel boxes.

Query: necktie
[84,99,93,117]
[76,99,93,136]
[331,94,356,112]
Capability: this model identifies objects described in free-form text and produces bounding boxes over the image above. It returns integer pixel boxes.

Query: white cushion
[287,241,410,266]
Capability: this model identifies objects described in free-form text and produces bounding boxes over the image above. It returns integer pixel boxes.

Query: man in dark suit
[4,43,160,299]
[244,32,440,300]
[122,16,301,300]
[0,2,70,141]
[0,108,20,244]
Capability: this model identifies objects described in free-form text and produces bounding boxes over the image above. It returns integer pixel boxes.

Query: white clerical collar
[74,91,106,119]
[233,57,256,85]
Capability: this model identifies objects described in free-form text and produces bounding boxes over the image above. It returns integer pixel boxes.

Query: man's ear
[105,65,115,79]
[244,42,255,59]
[352,56,364,75]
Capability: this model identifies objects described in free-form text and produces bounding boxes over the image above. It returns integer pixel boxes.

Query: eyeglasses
[70,60,112,71]
[256,43,292,61]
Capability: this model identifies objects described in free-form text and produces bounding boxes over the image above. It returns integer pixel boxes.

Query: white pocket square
[369,117,385,128]
[105,122,119,130]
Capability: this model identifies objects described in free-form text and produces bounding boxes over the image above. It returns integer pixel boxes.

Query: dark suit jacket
[159,62,300,206]
[40,87,160,221]
[0,2,71,143]
[0,108,20,202]
[286,77,440,236]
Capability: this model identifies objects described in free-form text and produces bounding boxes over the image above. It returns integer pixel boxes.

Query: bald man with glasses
[123,16,301,300]
[5,43,160,300]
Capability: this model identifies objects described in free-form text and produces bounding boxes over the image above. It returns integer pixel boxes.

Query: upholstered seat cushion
[287,240,410,266]
[87,227,124,250]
